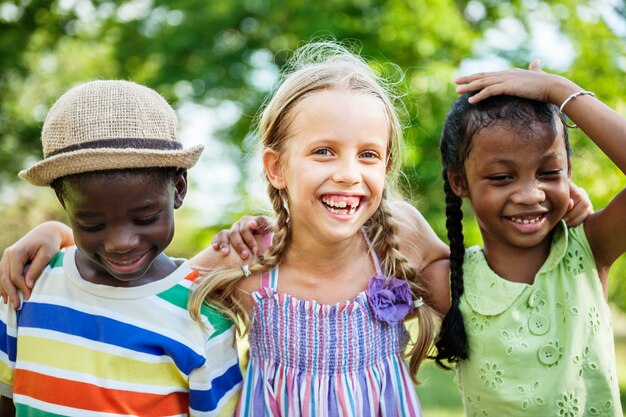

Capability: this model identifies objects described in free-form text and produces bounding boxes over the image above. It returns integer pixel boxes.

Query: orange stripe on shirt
[185,270,200,282]
[14,369,188,416]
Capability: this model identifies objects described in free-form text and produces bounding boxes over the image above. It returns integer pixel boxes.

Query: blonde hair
[189,40,436,380]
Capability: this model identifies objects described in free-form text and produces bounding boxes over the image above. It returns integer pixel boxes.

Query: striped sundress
[236,237,422,417]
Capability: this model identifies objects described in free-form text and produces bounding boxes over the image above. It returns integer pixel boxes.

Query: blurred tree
[1,0,626,309]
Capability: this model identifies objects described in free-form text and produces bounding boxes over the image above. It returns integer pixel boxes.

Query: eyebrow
[130,203,159,213]
[482,151,565,166]
[74,202,159,218]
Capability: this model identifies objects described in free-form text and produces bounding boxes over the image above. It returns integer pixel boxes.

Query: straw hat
[19,80,204,186]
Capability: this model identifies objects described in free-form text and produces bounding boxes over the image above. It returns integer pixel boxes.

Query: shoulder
[388,200,449,264]
[388,200,451,314]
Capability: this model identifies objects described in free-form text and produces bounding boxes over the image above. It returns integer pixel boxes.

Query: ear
[447,170,469,198]
[263,148,286,189]
[173,169,188,209]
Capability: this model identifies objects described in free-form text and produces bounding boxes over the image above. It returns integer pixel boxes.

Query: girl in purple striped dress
[189,41,449,416]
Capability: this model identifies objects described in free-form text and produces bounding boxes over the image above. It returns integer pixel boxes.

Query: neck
[278,229,375,304]
[282,229,370,276]
[482,237,552,285]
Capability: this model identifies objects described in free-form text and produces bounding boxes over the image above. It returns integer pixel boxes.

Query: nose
[510,180,546,205]
[332,156,361,186]
[103,227,139,253]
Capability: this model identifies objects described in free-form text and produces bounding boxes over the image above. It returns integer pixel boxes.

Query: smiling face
[264,89,389,245]
[455,120,571,254]
[57,169,186,286]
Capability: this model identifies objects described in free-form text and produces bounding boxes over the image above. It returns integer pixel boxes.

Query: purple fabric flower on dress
[366,275,413,324]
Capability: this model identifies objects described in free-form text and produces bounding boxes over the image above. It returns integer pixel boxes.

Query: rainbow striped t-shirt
[0,246,242,416]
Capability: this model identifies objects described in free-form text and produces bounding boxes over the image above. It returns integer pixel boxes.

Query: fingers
[1,252,22,309]
[211,215,275,260]
[455,73,511,104]
[212,230,232,256]
[23,251,55,294]
[0,255,8,304]
[211,218,257,260]
[227,224,251,260]
[252,215,274,234]
[563,197,594,227]
[528,58,542,72]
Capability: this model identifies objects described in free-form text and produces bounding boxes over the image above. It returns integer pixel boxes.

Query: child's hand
[455,59,574,105]
[564,182,594,227]
[0,221,72,309]
[211,215,274,260]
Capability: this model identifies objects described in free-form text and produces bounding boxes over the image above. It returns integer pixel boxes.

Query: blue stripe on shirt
[18,302,205,374]
[189,362,242,412]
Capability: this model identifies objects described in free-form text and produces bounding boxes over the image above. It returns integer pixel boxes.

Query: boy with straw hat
[0,80,242,416]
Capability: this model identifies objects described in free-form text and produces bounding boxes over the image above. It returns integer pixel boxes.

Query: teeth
[322,196,360,212]
[111,259,135,265]
[326,207,357,215]
[510,215,542,224]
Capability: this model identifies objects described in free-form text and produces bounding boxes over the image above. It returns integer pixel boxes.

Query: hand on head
[454,58,573,105]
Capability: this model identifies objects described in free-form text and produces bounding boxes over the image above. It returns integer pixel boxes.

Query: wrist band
[559,90,595,128]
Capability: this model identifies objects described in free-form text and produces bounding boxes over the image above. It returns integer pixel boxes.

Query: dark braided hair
[434,92,569,367]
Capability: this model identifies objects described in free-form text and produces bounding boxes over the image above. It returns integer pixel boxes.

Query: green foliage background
[1,0,625,308]
[1,0,626,413]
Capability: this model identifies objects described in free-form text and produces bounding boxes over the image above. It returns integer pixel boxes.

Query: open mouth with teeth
[321,195,361,215]
[101,252,150,274]
[507,213,546,224]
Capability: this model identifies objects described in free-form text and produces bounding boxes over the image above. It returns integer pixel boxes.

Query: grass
[415,335,626,417]
[415,361,464,417]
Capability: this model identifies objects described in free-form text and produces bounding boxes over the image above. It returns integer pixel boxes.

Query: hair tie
[241,264,251,277]
[413,297,425,308]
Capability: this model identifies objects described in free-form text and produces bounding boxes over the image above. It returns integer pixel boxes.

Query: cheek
[153,217,176,244]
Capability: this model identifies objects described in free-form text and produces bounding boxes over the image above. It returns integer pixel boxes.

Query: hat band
[47,138,182,158]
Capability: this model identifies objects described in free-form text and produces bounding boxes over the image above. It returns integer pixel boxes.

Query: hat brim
[19,145,205,186]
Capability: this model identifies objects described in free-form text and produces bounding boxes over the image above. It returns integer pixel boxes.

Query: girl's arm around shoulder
[189,234,265,312]
[389,200,451,315]
[1,221,74,308]
[189,236,262,272]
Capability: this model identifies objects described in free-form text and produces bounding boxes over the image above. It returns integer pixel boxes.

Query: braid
[189,186,292,335]
[257,186,291,271]
[434,169,468,367]
[368,195,436,382]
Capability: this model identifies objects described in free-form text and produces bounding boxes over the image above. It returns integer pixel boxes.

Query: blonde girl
[188,41,447,416]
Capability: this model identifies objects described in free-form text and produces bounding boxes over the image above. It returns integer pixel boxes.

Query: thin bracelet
[559,90,595,128]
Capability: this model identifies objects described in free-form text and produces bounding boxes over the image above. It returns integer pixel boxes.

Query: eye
[360,150,380,159]
[487,174,513,182]
[313,148,333,156]
[78,224,104,233]
[135,214,160,226]
[539,169,562,178]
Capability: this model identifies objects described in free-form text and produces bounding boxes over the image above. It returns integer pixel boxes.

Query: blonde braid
[188,185,292,335]
[367,195,436,382]
[258,186,292,272]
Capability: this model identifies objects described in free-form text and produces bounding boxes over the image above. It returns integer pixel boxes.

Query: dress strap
[260,232,278,289]
[362,228,383,276]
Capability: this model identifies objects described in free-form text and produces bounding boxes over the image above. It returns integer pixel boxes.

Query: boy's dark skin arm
[0,396,16,416]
